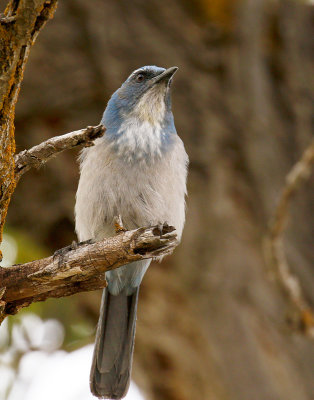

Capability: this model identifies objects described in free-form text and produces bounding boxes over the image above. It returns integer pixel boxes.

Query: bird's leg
[114,215,127,234]
[157,223,164,236]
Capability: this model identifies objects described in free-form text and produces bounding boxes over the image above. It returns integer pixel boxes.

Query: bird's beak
[153,66,178,85]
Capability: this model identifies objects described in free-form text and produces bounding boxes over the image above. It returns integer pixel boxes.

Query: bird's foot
[151,221,173,237]
[53,241,78,259]
[53,239,93,259]
[114,215,127,234]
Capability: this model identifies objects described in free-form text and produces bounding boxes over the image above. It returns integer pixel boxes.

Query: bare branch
[265,140,314,337]
[14,125,105,181]
[0,223,178,323]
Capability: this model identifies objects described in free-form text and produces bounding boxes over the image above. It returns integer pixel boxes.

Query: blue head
[101,66,178,162]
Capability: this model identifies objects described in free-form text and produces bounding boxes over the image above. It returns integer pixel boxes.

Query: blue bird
[75,66,188,399]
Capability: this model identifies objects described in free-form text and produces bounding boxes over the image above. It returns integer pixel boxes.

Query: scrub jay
[75,66,188,399]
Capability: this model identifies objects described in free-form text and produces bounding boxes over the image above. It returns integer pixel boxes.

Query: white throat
[114,86,168,163]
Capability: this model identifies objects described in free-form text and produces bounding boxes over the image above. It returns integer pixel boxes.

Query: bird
[75,65,188,399]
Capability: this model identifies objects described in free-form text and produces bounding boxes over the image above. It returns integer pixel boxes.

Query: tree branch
[265,139,314,337]
[0,223,178,323]
[14,125,105,181]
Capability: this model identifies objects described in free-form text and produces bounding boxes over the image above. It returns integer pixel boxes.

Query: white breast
[114,117,165,162]
[75,135,188,243]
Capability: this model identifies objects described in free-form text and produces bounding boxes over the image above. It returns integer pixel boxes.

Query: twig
[14,124,105,181]
[266,140,314,337]
[0,223,178,324]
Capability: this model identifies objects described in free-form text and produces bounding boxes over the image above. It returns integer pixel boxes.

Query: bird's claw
[53,239,94,259]
[114,215,127,234]
[157,223,163,236]
[53,241,78,259]
[152,221,175,237]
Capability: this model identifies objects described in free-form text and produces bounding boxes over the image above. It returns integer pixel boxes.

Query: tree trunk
[0,0,58,251]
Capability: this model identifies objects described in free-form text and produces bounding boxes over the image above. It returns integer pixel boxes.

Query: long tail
[90,288,139,399]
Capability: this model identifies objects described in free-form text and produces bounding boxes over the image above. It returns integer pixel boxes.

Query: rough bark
[0,0,58,253]
[0,223,177,323]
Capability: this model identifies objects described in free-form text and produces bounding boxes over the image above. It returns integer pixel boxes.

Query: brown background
[2,0,314,399]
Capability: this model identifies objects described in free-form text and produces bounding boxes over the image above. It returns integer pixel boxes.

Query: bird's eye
[136,73,145,82]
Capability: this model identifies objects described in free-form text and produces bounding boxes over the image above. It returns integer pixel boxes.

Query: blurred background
[0,0,313,399]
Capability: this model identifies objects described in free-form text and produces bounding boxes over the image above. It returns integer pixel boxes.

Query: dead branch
[266,139,314,337]
[14,125,105,181]
[0,223,177,323]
